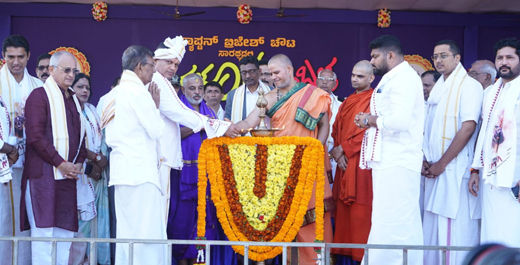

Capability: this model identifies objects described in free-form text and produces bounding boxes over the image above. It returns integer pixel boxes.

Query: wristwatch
[95,154,102,162]
[363,115,370,127]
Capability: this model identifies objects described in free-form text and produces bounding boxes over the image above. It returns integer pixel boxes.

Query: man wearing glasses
[225,56,271,127]
[0,34,43,265]
[21,51,86,265]
[35,53,51,83]
[422,40,483,265]
[469,60,497,91]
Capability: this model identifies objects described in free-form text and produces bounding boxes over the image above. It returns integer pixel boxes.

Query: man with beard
[316,69,341,184]
[259,59,274,88]
[228,54,333,264]
[470,37,520,247]
[170,73,219,265]
[0,34,42,265]
[35,53,51,83]
[422,40,483,265]
[330,60,374,263]
[225,56,271,126]
[354,35,424,265]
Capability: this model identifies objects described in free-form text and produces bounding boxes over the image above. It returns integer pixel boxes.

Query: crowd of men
[0,32,518,265]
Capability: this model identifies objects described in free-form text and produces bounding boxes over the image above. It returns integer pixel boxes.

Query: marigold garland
[198,136,325,261]
[237,4,253,24]
[92,2,108,22]
[377,8,391,28]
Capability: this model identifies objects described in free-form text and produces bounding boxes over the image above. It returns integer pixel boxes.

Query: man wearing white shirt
[152,36,230,223]
[204,81,225,120]
[316,69,341,184]
[103,45,166,265]
[355,35,424,265]
[225,56,271,125]
[422,40,483,265]
[469,37,520,247]
[0,34,42,265]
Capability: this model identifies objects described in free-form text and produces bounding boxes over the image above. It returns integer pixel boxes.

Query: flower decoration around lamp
[237,4,253,24]
[377,8,391,28]
[92,2,108,22]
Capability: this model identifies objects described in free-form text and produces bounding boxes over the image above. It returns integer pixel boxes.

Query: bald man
[330,60,375,262]
[316,69,341,185]
[227,54,333,264]
[469,60,496,91]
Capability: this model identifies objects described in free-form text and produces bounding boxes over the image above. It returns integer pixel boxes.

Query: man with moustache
[170,73,219,265]
[330,60,374,263]
[422,40,483,265]
[152,36,229,222]
[470,37,520,247]
[421,70,441,101]
[259,59,274,88]
[228,54,333,264]
[316,69,341,184]
[225,56,271,125]
[35,53,51,83]
[20,51,86,265]
[469,60,497,91]
[0,34,42,265]
[354,35,424,265]
[204,81,225,120]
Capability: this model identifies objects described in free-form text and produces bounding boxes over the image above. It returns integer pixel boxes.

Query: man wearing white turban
[152,36,230,223]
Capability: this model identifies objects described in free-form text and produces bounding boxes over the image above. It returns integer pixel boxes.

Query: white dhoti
[115,183,166,265]
[159,164,171,224]
[481,183,520,246]
[26,180,74,265]
[362,166,423,265]
[423,178,480,265]
[0,169,32,265]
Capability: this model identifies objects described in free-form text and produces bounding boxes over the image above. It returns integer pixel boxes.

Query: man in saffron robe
[168,73,219,265]
[228,54,333,264]
[330,60,374,263]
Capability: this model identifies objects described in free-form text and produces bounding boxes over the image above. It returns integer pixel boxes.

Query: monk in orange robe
[330,60,374,262]
[229,54,333,264]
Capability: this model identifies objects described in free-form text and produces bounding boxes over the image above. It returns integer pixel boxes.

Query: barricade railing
[2,236,514,265]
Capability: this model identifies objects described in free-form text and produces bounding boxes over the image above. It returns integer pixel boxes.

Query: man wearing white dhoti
[469,37,520,248]
[422,40,483,265]
[355,35,424,265]
[0,34,42,265]
[102,45,166,265]
[152,36,230,222]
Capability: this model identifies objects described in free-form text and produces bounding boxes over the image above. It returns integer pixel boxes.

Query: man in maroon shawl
[20,51,87,265]
[167,73,219,264]
[330,60,374,263]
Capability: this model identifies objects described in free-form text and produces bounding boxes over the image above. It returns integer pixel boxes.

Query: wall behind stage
[1,3,520,105]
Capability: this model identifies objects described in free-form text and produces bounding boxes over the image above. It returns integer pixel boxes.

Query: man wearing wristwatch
[354,35,424,265]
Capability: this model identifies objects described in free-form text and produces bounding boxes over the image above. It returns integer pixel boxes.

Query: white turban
[154,36,188,62]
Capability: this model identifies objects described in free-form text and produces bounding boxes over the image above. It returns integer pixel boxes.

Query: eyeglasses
[468,71,487,77]
[37,65,49,71]
[431,53,454,61]
[53,65,79,75]
[261,72,272,77]
[241,69,258,76]
[317,76,335,82]
[141,62,156,68]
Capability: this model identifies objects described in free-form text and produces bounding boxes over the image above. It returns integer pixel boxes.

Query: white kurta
[422,63,482,264]
[105,70,167,264]
[471,76,520,247]
[0,66,41,265]
[327,93,341,186]
[360,61,424,265]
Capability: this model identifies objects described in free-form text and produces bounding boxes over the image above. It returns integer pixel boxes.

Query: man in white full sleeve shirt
[102,45,166,265]
[469,37,520,248]
[355,35,424,265]
[152,36,230,221]
[422,40,483,265]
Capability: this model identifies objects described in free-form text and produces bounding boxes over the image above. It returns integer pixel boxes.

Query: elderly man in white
[152,36,230,221]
